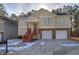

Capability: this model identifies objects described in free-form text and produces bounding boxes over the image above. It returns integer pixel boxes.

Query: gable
[28,8,56,18]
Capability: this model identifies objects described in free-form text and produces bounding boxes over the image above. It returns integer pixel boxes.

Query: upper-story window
[57,18,65,25]
[41,16,53,26]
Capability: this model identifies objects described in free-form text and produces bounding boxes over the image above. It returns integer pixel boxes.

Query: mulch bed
[71,37,79,41]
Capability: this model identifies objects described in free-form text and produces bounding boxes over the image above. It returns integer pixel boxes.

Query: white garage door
[56,30,67,39]
[42,31,52,39]
[0,34,2,41]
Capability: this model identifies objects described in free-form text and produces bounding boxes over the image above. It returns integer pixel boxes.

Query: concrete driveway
[8,39,54,55]
[2,39,79,55]
[53,39,79,55]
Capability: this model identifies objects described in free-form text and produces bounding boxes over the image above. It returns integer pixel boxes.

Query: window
[41,16,53,26]
[57,18,65,24]
[44,17,47,26]
[48,18,53,25]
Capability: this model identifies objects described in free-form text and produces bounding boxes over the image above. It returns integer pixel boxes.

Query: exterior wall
[4,23,18,39]
[0,19,4,41]
[0,19,4,32]
[27,9,70,29]
[18,17,27,36]
[38,15,70,29]
[38,16,56,28]
[55,15,70,28]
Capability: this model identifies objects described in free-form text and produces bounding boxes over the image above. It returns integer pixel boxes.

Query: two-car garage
[41,30,68,39]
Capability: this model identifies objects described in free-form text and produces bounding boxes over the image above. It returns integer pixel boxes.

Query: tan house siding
[55,15,70,28]
[26,9,70,29]
[18,17,28,36]
[38,16,56,28]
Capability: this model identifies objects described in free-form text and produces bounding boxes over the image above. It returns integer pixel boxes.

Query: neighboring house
[18,15,28,37]
[0,16,18,41]
[18,8,71,40]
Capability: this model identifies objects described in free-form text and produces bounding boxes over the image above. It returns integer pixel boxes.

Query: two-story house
[18,8,70,41]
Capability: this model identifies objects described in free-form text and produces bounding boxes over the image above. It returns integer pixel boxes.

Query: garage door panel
[42,31,52,39]
[56,30,67,39]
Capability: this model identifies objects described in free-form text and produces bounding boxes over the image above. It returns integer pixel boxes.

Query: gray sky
[3,3,79,15]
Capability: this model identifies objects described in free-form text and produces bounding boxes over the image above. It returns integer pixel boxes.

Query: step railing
[22,29,31,42]
[22,29,39,42]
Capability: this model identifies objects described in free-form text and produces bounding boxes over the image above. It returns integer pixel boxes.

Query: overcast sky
[3,3,79,15]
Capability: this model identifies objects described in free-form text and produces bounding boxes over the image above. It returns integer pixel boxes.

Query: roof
[19,15,28,18]
[0,16,15,21]
[37,8,56,16]
[0,16,17,26]
[56,13,70,15]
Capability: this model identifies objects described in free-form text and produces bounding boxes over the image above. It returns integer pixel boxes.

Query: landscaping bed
[71,37,79,41]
